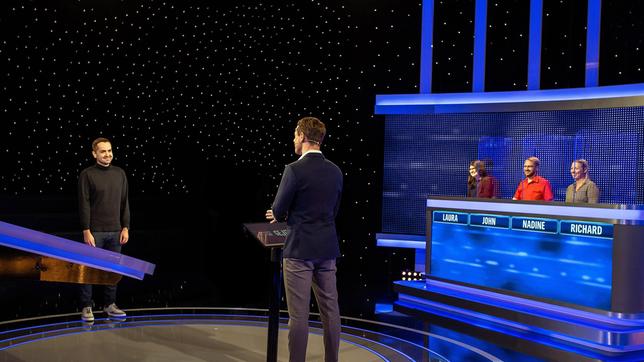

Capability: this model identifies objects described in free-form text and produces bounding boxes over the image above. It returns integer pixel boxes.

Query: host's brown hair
[92,137,111,151]
[296,117,326,145]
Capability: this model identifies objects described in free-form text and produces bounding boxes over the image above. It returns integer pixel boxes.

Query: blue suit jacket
[271,152,343,259]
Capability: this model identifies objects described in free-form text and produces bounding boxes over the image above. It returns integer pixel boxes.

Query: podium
[243,222,288,362]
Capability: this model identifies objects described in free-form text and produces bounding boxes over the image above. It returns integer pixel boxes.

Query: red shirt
[513,176,554,201]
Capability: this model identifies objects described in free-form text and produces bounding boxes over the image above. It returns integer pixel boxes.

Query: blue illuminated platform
[394,280,644,360]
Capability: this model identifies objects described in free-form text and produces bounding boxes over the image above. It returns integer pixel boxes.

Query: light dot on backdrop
[0,1,417,198]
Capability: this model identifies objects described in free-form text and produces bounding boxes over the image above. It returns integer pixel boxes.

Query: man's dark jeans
[79,231,122,308]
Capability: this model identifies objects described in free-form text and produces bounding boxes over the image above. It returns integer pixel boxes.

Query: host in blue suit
[266,116,343,362]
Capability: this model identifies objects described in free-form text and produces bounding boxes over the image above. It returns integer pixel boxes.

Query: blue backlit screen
[429,210,613,309]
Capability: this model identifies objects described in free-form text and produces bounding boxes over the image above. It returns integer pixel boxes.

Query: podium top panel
[0,221,155,280]
[243,222,288,248]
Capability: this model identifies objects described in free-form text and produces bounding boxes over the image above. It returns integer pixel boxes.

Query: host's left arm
[271,166,297,222]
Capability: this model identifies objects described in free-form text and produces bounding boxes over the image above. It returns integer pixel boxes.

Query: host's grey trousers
[283,258,340,362]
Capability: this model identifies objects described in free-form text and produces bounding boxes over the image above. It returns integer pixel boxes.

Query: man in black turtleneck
[77,137,130,322]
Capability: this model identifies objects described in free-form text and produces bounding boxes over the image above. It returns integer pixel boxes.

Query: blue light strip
[377,239,426,249]
[398,279,644,325]
[376,233,425,249]
[472,0,487,92]
[426,199,644,222]
[528,0,543,90]
[419,0,434,93]
[585,0,602,87]
[374,82,644,114]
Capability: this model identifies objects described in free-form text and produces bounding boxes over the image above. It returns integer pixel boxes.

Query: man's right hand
[265,209,277,223]
[83,229,96,247]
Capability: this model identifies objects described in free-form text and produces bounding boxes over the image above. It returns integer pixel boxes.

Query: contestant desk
[0,220,155,284]
[426,196,644,314]
[394,196,644,354]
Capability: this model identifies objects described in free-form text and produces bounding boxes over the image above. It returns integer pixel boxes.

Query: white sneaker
[103,303,126,319]
[81,307,94,322]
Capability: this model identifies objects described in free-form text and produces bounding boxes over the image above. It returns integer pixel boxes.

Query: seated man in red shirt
[513,156,554,201]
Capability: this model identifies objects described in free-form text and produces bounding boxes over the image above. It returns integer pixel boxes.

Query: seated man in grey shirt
[565,159,600,203]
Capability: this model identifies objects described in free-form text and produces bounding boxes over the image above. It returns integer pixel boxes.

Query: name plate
[470,214,510,229]
[560,221,613,238]
[433,211,468,225]
[511,217,558,234]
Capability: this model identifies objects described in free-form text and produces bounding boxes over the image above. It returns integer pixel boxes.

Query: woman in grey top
[565,159,600,203]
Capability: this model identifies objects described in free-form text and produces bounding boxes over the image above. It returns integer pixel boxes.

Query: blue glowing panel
[585,0,601,87]
[381,107,644,235]
[527,0,543,90]
[472,0,487,92]
[429,211,613,309]
[419,0,434,93]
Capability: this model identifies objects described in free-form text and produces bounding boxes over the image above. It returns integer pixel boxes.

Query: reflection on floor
[0,308,482,362]
[5,324,389,362]
[2,308,641,361]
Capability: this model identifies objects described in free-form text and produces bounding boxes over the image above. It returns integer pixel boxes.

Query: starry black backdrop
[0,0,420,320]
[0,0,643,321]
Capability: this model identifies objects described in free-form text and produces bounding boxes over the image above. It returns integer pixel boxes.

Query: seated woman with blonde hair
[565,159,600,203]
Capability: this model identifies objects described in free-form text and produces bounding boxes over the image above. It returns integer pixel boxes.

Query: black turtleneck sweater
[78,164,130,232]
